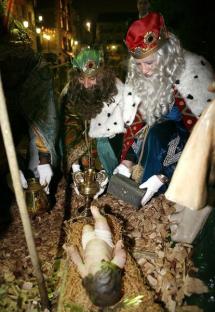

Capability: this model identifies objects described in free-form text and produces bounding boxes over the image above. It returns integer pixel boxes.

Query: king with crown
[114,12,214,206]
[60,48,126,198]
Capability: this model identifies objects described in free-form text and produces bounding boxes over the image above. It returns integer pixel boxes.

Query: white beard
[134,73,174,126]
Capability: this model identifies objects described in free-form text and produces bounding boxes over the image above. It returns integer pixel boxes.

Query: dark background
[72,0,215,67]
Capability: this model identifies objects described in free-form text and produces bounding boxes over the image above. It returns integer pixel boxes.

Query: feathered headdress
[72,48,103,76]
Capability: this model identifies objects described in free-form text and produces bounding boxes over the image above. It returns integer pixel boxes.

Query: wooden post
[0,75,49,310]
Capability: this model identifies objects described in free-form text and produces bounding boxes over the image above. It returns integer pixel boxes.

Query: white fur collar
[176,50,214,116]
[89,79,126,138]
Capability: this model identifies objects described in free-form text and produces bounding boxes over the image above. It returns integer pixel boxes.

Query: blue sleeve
[164,104,182,122]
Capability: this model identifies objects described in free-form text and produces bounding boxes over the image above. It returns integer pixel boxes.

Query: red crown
[125,12,169,59]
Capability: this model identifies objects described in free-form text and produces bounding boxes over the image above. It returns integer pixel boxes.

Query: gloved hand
[19,170,28,189]
[72,163,81,195]
[113,163,131,178]
[139,175,164,206]
[94,173,109,199]
[72,163,81,173]
[37,164,53,194]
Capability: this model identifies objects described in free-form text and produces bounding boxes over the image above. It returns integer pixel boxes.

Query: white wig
[126,33,185,126]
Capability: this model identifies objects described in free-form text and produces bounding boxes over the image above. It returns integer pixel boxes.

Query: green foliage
[0,0,7,17]
[0,257,62,312]
[0,278,41,312]
[9,19,31,45]
[64,302,87,312]
[100,294,144,311]
[101,260,119,272]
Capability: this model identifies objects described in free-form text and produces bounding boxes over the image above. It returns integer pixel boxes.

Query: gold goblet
[73,168,107,216]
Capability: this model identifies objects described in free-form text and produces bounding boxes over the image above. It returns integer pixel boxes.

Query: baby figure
[64,205,126,307]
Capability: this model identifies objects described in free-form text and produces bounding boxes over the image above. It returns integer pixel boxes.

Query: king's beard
[133,72,174,126]
[67,82,106,120]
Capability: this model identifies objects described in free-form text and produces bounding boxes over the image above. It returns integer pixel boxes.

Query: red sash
[174,88,198,131]
[121,112,145,161]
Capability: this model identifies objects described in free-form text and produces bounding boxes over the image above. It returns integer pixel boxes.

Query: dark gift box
[107,174,146,209]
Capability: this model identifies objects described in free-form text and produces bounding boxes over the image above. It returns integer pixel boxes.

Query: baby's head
[82,261,123,307]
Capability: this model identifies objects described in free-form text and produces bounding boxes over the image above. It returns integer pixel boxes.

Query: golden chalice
[73,168,107,215]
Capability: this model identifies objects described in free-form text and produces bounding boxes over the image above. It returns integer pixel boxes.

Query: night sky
[73,0,137,18]
[72,0,215,67]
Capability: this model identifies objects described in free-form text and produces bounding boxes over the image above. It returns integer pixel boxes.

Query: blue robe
[136,104,189,189]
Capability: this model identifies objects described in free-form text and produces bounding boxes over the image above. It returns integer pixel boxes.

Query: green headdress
[72,48,103,77]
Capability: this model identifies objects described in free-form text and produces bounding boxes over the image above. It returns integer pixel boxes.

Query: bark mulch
[0,178,207,312]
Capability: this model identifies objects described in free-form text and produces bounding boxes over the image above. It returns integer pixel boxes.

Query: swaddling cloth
[82,228,114,250]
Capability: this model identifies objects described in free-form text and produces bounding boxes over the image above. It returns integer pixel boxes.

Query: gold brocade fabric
[33,127,49,153]
[63,109,102,172]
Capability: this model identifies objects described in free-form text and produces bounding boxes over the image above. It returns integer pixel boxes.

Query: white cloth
[82,228,114,250]
[113,163,131,178]
[19,170,28,189]
[139,175,164,206]
[37,164,53,194]
[123,50,214,126]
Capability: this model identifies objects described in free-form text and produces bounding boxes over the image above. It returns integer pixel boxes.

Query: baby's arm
[63,245,87,278]
[111,240,126,269]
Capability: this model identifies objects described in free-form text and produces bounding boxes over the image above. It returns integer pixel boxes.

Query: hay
[57,214,163,312]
